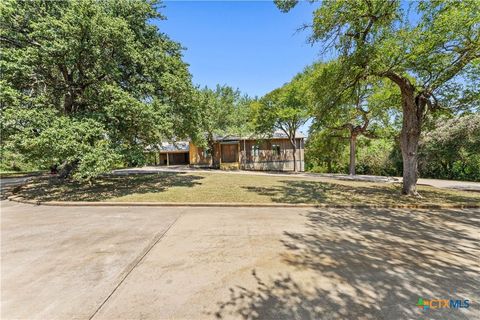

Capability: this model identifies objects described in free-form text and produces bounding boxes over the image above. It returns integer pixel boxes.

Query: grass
[12,171,480,206]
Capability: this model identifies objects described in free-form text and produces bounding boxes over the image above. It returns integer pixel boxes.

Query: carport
[159,150,189,166]
[145,141,190,166]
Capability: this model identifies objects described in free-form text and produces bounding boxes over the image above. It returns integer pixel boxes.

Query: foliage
[303,61,401,175]
[192,85,253,149]
[254,74,311,171]
[306,132,401,177]
[305,130,348,173]
[276,0,480,194]
[306,113,480,182]
[419,114,480,181]
[0,147,38,173]
[0,0,193,181]
[255,73,310,138]
[355,137,400,176]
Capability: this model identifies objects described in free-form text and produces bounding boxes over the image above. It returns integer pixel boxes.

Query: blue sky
[157,0,323,98]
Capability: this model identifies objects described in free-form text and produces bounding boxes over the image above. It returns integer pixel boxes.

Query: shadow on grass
[16,172,204,201]
[214,207,480,319]
[244,180,479,205]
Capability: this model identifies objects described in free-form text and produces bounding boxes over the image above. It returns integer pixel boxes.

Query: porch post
[166,152,169,166]
[243,139,246,169]
[219,144,222,166]
[237,142,240,166]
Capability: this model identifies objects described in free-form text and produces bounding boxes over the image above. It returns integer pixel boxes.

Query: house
[146,131,305,172]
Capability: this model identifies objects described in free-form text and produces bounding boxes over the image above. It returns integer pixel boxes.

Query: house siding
[239,138,304,171]
[189,138,305,172]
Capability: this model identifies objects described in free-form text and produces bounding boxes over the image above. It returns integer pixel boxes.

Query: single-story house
[146,131,305,172]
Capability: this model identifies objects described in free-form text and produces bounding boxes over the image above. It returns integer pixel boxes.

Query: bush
[306,131,401,176]
[419,114,480,181]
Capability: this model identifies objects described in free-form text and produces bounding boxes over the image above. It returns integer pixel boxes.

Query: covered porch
[159,151,190,166]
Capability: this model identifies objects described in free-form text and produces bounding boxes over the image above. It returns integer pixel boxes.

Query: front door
[221,144,238,163]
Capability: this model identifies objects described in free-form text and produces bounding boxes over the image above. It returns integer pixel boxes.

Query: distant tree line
[306,113,480,182]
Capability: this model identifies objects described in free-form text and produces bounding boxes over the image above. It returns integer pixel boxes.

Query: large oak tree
[1,0,194,180]
[276,0,480,195]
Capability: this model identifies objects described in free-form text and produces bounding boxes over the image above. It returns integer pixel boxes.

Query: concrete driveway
[1,201,479,319]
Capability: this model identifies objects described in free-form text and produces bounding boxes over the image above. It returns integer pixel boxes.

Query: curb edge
[7,195,480,209]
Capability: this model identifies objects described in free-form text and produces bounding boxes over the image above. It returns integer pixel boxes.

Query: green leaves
[273,0,299,13]
[192,85,252,147]
[277,0,479,190]
[73,140,121,182]
[1,0,194,180]
[420,114,480,181]
[283,0,479,96]
[255,76,310,138]
[1,106,111,170]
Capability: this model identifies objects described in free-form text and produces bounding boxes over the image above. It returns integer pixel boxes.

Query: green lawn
[13,171,480,206]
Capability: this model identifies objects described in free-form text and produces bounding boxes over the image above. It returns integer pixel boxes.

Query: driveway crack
[88,211,184,320]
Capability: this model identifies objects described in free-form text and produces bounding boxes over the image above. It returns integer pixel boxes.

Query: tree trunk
[290,138,297,172]
[383,72,425,196]
[207,136,215,168]
[292,144,297,172]
[58,160,78,179]
[400,87,422,196]
[349,135,357,175]
[64,91,75,114]
[243,139,246,169]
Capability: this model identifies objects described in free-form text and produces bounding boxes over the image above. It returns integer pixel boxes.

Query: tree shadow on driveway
[214,208,480,319]
[15,172,204,201]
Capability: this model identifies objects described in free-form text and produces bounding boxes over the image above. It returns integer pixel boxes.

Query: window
[251,145,260,157]
[272,144,281,156]
[201,148,212,158]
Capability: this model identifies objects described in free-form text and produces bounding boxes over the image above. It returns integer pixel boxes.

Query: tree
[0,0,193,181]
[276,0,480,195]
[305,129,347,173]
[318,83,381,175]
[419,113,480,181]
[193,85,251,166]
[306,61,400,175]
[255,75,310,172]
[306,130,401,177]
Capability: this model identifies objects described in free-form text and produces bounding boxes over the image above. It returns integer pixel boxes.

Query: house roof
[214,130,306,141]
[146,141,189,152]
[145,131,306,152]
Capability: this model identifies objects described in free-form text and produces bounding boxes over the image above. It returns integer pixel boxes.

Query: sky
[157,0,324,98]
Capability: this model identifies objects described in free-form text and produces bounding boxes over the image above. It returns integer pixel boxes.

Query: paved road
[2,201,479,319]
[1,175,45,199]
[415,178,480,192]
[0,176,35,190]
